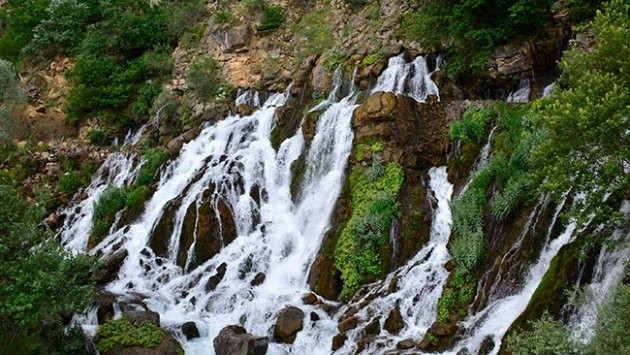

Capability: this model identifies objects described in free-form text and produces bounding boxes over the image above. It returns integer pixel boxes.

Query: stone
[45,212,63,228]
[384,305,404,334]
[92,249,128,285]
[237,104,254,117]
[311,64,333,96]
[331,333,347,351]
[213,325,268,355]
[337,315,358,332]
[214,26,252,53]
[97,302,114,325]
[250,272,266,286]
[124,310,160,327]
[181,321,200,340]
[301,292,319,305]
[273,306,305,343]
[396,338,415,349]
[428,321,457,337]
[206,262,228,292]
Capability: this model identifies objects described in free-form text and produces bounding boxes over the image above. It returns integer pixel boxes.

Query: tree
[531,0,630,229]
[0,59,24,144]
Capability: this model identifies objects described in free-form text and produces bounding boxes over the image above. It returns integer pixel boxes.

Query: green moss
[136,148,170,186]
[437,289,455,323]
[58,171,87,194]
[96,318,164,353]
[323,51,346,72]
[91,186,127,242]
[362,51,383,66]
[257,5,285,34]
[126,185,152,215]
[335,160,405,299]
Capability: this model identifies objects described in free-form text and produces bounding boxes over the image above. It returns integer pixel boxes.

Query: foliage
[437,289,455,323]
[530,0,630,230]
[0,59,25,144]
[362,51,383,66]
[136,148,170,186]
[0,0,49,62]
[323,51,347,72]
[257,5,285,34]
[292,6,334,65]
[161,0,208,44]
[506,312,579,355]
[586,283,630,354]
[0,184,94,354]
[187,55,223,99]
[400,0,554,78]
[449,106,495,144]
[91,186,127,239]
[89,129,108,146]
[335,160,404,299]
[126,185,152,214]
[96,318,164,353]
[57,171,86,194]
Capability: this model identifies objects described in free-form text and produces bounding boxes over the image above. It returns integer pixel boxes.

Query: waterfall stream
[57,52,621,354]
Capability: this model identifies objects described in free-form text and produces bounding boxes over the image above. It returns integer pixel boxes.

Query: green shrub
[449,106,496,143]
[437,289,455,323]
[0,0,50,62]
[58,171,85,194]
[162,0,208,43]
[292,6,334,65]
[126,185,152,214]
[362,51,383,66]
[0,59,25,144]
[96,318,164,353]
[187,55,222,99]
[91,186,127,239]
[506,312,579,355]
[335,161,405,299]
[89,129,108,146]
[214,10,231,24]
[136,148,170,186]
[257,5,285,34]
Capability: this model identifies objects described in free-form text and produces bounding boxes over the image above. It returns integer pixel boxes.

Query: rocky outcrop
[92,249,128,285]
[181,321,200,340]
[273,306,305,343]
[213,325,268,355]
[213,26,252,53]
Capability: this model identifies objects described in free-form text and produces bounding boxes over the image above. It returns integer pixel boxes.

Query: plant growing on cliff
[335,159,404,299]
[257,4,285,34]
[91,186,127,241]
[0,59,25,144]
[530,0,630,230]
[187,55,223,99]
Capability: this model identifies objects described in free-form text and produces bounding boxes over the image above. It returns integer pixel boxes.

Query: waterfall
[59,55,444,354]
[507,75,531,103]
[335,167,453,354]
[372,53,440,102]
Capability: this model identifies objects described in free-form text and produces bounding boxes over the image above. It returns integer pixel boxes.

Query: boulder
[97,303,115,325]
[301,292,319,305]
[397,338,415,349]
[181,321,200,340]
[331,333,347,351]
[92,249,128,285]
[124,310,160,327]
[213,26,251,53]
[250,272,266,286]
[213,325,268,355]
[273,306,305,343]
[337,315,358,332]
[384,305,404,334]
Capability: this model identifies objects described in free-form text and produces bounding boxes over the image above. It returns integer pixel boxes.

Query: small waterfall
[507,75,531,103]
[335,167,453,354]
[566,200,630,343]
[459,124,497,195]
[372,54,440,102]
[454,220,576,354]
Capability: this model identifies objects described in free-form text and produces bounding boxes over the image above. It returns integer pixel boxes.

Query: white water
[59,56,447,354]
[372,54,440,102]
[567,200,630,343]
[507,75,531,103]
[336,167,453,354]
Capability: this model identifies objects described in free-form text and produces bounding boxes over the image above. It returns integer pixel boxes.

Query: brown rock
[213,325,268,355]
[214,26,251,53]
[181,321,200,340]
[384,305,404,334]
[274,306,305,343]
[301,292,319,305]
[396,338,415,349]
[331,333,347,351]
[124,310,160,327]
[337,316,358,332]
[97,303,114,325]
[92,249,128,285]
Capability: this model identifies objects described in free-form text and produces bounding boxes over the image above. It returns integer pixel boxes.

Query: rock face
[384,305,404,334]
[92,249,128,285]
[213,325,268,355]
[273,306,305,343]
[213,26,252,53]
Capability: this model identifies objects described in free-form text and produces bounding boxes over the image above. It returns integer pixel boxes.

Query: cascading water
[335,167,453,354]
[61,57,444,354]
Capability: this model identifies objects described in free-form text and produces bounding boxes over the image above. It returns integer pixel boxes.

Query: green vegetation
[292,6,334,66]
[96,318,164,353]
[91,186,127,240]
[335,159,404,299]
[257,4,285,34]
[362,51,383,66]
[0,184,94,354]
[323,51,347,72]
[136,148,170,186]
[508,281,630,354]
[0,59,24,144]
[58,171,87,194]
[530,0,630,230]
[187,55,227,99]
[89,128,108,146]
[400,0,606,77]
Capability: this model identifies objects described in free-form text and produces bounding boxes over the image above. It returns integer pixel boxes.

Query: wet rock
[181,321,200,340]
[331,333,347,351]
[273,306,305,343]
[397,338,415,349]
[337,315,358,332]
[250,272,266,286]
[166,128,199,154]
[213,325,268,355]
[479,336,495,355]
[124,310,160,327]
[311,64,333,96]
[237,103,254,117]
[427,322,457,337]
[206,262,228,292]
[301,292,319,305]
[363,318,380,336]
[92,249,128,285]
[384,305,404,334]
[310,312,320,322]
[97,302,114,325]
[45,212,63,228]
